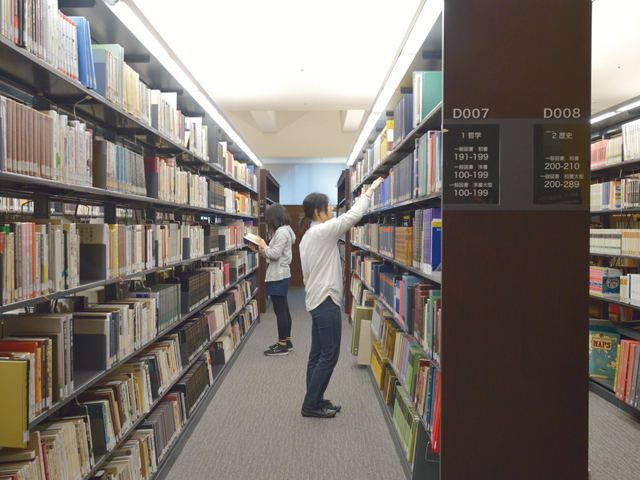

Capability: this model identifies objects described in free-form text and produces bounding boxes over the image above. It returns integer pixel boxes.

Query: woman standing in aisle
[250,204,296,356]
[298,177,384,418]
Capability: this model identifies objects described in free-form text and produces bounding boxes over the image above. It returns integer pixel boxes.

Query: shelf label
[533,124,589,205]
[443,124,500,205]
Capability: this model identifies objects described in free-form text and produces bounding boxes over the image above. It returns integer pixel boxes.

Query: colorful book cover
[589,325,620,379]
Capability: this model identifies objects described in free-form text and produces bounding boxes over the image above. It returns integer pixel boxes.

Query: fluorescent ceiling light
[402,0,443,56]
[104,0,263,167]
[616,99,640,113]
[590,112,617,124]
[347,0,443,166]
[372,54,415,114]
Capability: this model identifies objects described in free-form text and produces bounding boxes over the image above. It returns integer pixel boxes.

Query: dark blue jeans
[302,296,342,411]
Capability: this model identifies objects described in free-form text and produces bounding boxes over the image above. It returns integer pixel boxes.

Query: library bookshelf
[344,1,591,479]
[0,1,263,479]
[589,100,640,423]
[257,169,280,313]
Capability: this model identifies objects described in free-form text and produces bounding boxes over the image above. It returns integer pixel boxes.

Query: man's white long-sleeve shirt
[300,195,372,312]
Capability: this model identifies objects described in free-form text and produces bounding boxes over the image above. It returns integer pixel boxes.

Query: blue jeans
[302,297,342,411]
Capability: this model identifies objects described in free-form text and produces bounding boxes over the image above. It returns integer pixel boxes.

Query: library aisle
[158,287,406,480]
[589,393,640,480]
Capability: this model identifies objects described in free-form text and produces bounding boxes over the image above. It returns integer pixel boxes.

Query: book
[0,359,29,448]
[589,323,620,380]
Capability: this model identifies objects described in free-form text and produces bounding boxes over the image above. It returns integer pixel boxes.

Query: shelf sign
[443,124,500,205]
[533,124,590,205]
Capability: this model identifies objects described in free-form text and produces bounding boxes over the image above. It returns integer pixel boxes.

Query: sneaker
[264,343,289,356]
[270,341,293,351]
[322,399,341,412]
[301,407,337,418]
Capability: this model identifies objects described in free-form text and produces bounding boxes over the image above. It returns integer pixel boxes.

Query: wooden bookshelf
[257,168,281,313]
[347,2,590,478]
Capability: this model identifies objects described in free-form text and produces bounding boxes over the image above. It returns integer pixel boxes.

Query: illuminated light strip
[348,0,442,167]
[105,0,262,166]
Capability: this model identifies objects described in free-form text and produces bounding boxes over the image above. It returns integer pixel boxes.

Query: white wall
[265,163,346,205]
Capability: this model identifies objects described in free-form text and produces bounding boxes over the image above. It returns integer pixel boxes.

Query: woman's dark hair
[299,192,329,233]
[265,203,291,235]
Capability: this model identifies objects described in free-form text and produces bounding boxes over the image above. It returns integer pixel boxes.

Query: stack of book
[590,266,623,299]
[186,117,210,161]
[622,118,640,162]
[0,220,80,304]
[414,130,442,197]
[1,3,82,85]
[393,94,414,146]
[94,139,147,196]
[1,97,94,186]
[165,271,212,315]
[591,136,623,168]
[412,71,442,127]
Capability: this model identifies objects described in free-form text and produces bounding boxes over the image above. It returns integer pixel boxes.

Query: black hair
[300,192,330,233]
[265,203,291,235]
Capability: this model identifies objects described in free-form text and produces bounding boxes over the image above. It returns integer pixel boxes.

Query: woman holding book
[298,177,384,418]
[249,204,296,356]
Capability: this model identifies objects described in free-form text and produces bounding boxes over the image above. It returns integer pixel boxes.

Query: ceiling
[132,0,640,165]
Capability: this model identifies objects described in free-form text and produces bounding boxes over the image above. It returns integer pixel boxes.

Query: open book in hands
[244,233,262,250]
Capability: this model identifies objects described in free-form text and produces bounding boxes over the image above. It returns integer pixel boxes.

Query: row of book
[1,1,80,82]
[590,228,640,257]
[351,208,442,274]
[1,97,94,186]
[0,6,260,188]
[0,274,257,450]
[591,136,623,168]
[214,142,259,191]
[350,71,442,187]
[356,130,442,212]
[351,259,441,363]
[369,302,441,461]
[590,178,640,211]
[0,96,257,205]
[588,118,640,170]
[590,266,623,299]
[0,218,256,304]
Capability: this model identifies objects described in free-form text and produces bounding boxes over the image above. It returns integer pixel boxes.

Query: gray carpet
[160,286,407,480]
[157,285,638,480]
[589,391,640,480]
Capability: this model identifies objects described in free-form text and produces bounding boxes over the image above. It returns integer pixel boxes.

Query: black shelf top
[265,196,277,205]
[362,193,442,216]
[591,157,640,175]
[589,252,640,261]
[590,294,640,311]
[351,103,442,193]
[589,378,640,422]
[0,171,258,219]
[351,243,442,284]
[1,248,252,313]
[591,207,640,215]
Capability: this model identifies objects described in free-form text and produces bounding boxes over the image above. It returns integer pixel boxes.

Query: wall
[265,163,346,205]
